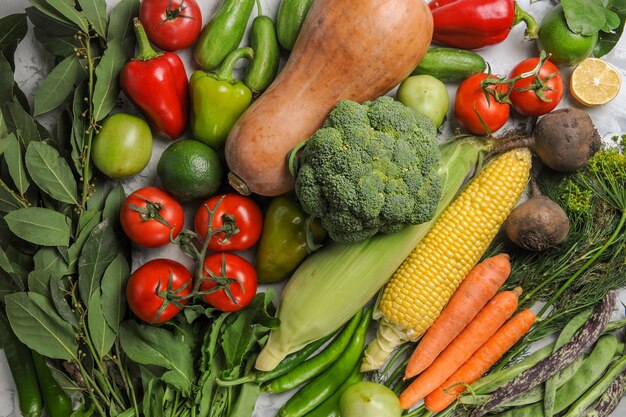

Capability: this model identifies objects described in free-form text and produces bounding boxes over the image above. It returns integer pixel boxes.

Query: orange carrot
[405,253,511,378]
[399,287,522,410]
[424,309,537,412]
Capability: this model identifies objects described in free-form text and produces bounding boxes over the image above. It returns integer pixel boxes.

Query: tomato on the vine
[200,253,258,312]
[194,194,263,252]
[126,259,192,323]
[508,57,564,117]
[454,73,510,135]
[139,0,202,52]
[120,187,184,248]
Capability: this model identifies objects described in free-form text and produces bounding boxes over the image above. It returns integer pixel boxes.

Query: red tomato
[126,259,192,323]
[120,187,184,248]
[194,194,263,252]
[508,58,564,117]
[454,73,510,135]
[200,253,257,312]
[139,0,202,52]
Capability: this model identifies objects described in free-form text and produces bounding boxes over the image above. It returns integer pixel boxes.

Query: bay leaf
[26,6,76,37]
[70,82,87,175]
[0,182,23,212]
[78,0,108,38]
[100,253,129,332]
[4,133,30,195]
[107,0,139,41]
[4,101,41,145]
[46,0,89,33]
[28,269,52,298]
[0,13,27,68]
[5,291,79,360]
[5,207,71,247]
[0,53,14,104]
[102,183,125,227]
[33,247,68,278]
[92,39,124,121]
[50,275,79,328]
[27,0,74,28]
[88,289,116,357]
[34,54,80,116]
[34,29,78,57]
[25,141,78,205]
[77,219,118,306]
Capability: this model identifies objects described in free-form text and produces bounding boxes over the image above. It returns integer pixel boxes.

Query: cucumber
[413,47,486,82]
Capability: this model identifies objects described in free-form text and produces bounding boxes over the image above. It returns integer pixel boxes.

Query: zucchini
[413,47,486,82]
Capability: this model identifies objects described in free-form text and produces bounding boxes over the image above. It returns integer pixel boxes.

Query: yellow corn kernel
[362,148,532,371]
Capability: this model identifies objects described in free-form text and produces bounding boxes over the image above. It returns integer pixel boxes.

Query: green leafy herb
[595,0,626,57]
[34,54,81,116]
[5,291,79,360]
[91,39,125,122]
[25,140,79,204]
[5,207,71,246]
[562,0,609,35]
[78,0,108,38]
[28,270,52,298]
[88,289,117,358]
[4,133,30,195]
[100,253,129,333]
[0,13,28,67]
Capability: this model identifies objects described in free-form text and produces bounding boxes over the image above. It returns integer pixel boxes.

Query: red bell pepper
[120,18,189,140]
[428,0,539,50]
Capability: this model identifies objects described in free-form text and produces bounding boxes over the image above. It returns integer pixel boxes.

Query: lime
[537,5,598,67]
[157,139,224,201]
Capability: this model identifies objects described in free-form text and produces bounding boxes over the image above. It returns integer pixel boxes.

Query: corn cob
[361,148,532,372]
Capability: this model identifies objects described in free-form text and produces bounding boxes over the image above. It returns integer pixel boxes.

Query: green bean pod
[562,355,626,417]
[0,311,43,417]
[217,330,337,387]
[585,369,626,417]
[263,309,363,393]
[244,15,280,95]
[276,0,313,50]
[31,352,73,417]
[544,308,593,417]
[493,334,619,417]
[303,364,362,417]
[194,0,255,70]
[277,308,371,417]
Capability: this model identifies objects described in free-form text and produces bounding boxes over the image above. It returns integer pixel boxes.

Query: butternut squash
[225,0,434,196]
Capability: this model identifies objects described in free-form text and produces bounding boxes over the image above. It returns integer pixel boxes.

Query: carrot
[405,253,511,378]
[398,287,522,410]
[424,308,537,412]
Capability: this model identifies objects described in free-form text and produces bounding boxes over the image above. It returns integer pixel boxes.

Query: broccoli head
[295,96,442,243]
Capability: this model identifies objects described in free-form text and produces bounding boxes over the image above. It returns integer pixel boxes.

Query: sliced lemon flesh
[571,58,622,106]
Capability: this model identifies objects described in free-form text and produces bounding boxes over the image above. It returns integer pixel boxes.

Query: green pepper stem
[216,47,254,81]
[132,17,162,61]
[514,1,539,40]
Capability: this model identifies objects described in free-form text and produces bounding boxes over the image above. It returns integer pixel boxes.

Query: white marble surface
[2,0,626,416]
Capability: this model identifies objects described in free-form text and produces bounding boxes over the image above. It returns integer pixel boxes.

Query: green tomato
[91,113,153,179]
[396,74,449,128]
[339,381,402,417]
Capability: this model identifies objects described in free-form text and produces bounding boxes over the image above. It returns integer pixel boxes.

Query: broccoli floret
[295,96,442,243]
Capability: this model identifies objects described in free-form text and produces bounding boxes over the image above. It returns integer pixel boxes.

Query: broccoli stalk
[295,96,442,243]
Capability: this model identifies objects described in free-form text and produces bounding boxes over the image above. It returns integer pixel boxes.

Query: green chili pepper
[0,310,43,417]
[244,14,280,95]
[263,309,362,393]
[216,329,337,387]
[31,351,73,417]
[194,0,255,70]
[277,308,372,417]
[303,364,363,417]
[256,196,327,283]
[190,47,254,149]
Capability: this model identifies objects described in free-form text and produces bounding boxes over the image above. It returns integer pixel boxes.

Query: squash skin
[225,0,434,197]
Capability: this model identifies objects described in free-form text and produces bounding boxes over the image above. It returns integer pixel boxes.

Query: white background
[1,0,626,416]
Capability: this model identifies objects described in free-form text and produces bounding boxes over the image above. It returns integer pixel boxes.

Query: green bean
[585,369,626,417]
[492,334,618,417]
[277,308,371,417]
[562,355,626,417]
[217,330,337,387]
[545,308,593,417]
[263,309,362,393]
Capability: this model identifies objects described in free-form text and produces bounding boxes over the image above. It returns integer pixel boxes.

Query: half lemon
[570,58,622,106]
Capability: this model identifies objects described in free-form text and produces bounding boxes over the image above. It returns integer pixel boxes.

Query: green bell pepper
[255,196,327,283]
[190,47,254,149]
